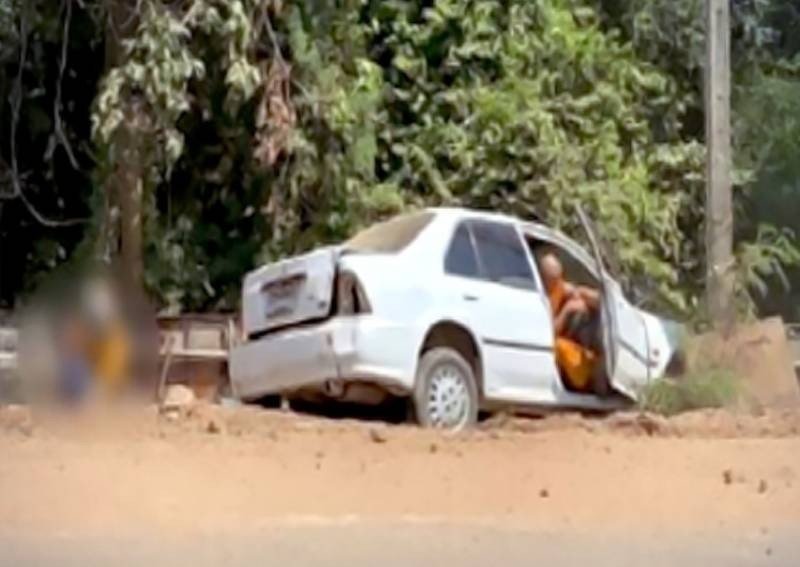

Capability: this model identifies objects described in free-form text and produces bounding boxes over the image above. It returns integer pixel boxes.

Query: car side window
[471,221,536,290]
[444,223,480,278]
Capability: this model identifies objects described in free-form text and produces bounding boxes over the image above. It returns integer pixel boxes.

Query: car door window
[444,223,480,278]
[471,221,536,290]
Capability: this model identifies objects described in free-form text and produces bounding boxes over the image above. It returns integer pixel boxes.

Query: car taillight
[337,272,371,315]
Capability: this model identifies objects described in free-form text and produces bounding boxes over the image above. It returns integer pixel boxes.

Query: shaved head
[539,252,563,290]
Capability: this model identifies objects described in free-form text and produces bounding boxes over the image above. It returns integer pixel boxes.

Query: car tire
[413,347,479,431]
[254,393,283,409]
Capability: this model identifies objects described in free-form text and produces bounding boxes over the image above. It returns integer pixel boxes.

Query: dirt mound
[687,318,800,409]
[3,401,800,443]
[480,408,800,438]
[172,403,800,440]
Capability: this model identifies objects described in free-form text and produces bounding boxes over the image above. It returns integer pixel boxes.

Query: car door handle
[463,294,479,302]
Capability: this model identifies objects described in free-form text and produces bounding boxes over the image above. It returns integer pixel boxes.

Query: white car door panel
[608,284,651,396]
[443,220,559,402]
[575,206,651,400]
[472,281,557,400]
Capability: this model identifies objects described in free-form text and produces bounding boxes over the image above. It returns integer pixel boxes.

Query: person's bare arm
[575,286,600,309]
[553,297,586,335]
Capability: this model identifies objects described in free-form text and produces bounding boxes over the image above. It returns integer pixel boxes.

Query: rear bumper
[229,316,416,400]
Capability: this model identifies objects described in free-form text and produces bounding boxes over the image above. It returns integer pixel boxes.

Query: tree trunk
[104,0,142,287]
[117,109,144,286]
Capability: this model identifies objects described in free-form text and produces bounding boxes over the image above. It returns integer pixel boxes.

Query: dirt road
[1,405,799,565]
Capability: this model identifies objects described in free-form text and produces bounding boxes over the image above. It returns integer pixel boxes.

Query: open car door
[575,205,652,400]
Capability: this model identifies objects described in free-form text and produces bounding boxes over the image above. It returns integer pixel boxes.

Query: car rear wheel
[413,347,478,431]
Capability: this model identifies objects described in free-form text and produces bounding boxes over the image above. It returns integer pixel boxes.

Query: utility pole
[705,0,735,331]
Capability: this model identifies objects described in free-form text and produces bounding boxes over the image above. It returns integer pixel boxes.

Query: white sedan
[229,207,684,430]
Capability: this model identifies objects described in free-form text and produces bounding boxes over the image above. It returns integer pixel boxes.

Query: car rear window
[344,212,434,254]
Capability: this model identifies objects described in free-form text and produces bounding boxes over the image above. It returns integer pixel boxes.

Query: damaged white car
[230,207,684,430]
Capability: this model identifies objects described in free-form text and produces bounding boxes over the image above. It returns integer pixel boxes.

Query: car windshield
[344,212,434,254]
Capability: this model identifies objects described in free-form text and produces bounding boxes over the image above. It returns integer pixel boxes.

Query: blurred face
[82,278,117,325]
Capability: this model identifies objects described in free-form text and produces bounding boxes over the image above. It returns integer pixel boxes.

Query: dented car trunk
[241,246,340,340]
[231,247,343,399]
[230,212,436,401]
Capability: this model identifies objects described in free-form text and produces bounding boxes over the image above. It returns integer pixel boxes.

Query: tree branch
[105,0,141,49]
[0,5,87,227]
[262,9,287,70]
[46,0,79,169]
[16,178,86,228]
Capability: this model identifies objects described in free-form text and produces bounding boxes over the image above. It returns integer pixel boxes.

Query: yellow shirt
[89,322,131,392]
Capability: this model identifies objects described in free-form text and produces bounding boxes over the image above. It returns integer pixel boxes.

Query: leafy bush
[640,367,740,416]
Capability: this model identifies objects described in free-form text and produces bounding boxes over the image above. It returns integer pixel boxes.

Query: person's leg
[574,311,609,396]
[561,299,590,340]
[554,337,595,393]
[574,309,601,350]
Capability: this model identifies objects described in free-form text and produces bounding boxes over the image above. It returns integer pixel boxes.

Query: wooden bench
[157,315,237,401]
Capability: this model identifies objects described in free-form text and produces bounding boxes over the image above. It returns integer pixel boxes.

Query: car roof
[423,207,594,265]
[424,206,544,228]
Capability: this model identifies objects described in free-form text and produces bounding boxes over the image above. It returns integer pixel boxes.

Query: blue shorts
[60,356,92,404]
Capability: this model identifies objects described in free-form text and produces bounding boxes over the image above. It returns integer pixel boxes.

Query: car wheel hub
[427,363,470,430]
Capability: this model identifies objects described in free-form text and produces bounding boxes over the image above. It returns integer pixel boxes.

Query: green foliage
[94,1,212,178]
[2,0,799,318]
[360,0,701,312]
[261,2,395,259]
[735,225,800,317]
[91,0,264,311]
[600,0,800,319]
[641,367,740,416]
